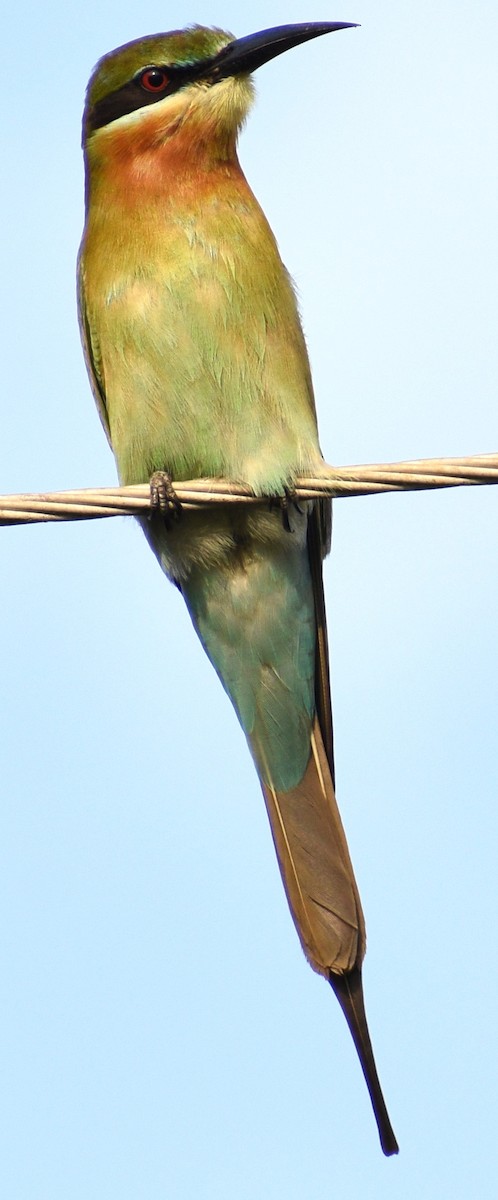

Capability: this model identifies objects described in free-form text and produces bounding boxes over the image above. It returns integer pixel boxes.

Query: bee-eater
[79,22,398,1156]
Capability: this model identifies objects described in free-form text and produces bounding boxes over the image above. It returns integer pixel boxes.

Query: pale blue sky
[1,2,497,1196]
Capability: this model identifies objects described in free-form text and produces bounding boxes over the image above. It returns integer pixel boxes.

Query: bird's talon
[270,486,297,533]
[149,471,182,527]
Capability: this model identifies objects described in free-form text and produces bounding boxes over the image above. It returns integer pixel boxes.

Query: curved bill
[211,21,359,79]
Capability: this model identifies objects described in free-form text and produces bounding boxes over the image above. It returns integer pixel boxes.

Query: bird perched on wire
[78,21,398,1156]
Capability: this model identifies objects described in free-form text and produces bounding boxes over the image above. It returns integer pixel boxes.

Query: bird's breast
[81,161,322,491]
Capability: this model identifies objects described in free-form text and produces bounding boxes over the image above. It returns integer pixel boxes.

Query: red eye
[140,68,169,93]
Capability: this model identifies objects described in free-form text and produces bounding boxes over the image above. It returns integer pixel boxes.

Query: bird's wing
[77,257,112,447]
[308,499,334,777]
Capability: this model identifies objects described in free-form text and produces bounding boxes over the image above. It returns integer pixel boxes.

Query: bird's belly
[94,261,323,493]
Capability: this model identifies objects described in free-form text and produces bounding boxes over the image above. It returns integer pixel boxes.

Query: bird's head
[83,22,356,163]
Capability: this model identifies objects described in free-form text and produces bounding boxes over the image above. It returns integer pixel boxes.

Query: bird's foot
[270,487,303,533]
[148,471,183,528]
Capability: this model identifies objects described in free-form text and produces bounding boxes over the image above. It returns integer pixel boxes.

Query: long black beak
[211,22,359,80]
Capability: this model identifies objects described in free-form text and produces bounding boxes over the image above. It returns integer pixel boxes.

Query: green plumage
[80,171,323,495]
[181,505,315,791]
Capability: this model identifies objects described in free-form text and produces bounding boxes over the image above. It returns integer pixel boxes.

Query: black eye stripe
[86,57,218,134]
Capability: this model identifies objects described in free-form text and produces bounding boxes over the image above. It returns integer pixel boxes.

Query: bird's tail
[176,501,398,1153]
[259,715,365,977]
[259,716,398,1156]
[330,966,399,1156]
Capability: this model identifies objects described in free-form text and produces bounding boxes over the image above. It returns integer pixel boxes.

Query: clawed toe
[149,470,183,527]
[270,486,302,533]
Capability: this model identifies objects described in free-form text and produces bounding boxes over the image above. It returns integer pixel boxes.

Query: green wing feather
[77,259,111,445]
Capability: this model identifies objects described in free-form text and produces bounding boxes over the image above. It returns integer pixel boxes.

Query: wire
[1,452,497,526]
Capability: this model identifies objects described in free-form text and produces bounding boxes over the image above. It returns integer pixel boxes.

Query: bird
[78,21,398,1156]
